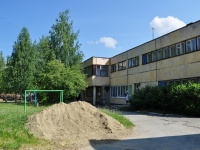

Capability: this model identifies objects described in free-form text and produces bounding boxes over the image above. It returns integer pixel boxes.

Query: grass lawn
[0,102,48,149]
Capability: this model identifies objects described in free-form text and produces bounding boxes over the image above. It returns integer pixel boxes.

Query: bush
[130,82,200,116]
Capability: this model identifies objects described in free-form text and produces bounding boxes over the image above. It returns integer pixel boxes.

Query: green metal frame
[24,90,64,112]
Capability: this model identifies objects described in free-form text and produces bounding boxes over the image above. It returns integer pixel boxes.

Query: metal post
[61,91,63,102]
[24,91,26,113]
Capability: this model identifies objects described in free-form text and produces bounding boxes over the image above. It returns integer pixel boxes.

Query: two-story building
[82,20,200,105]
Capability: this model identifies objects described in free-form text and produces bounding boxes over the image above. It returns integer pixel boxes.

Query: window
[197,37,200,50]
[84,66,93,77]
[110,85,132,98]
[186,38,196,52]
[176,42,185,55]
[86,87,93,97]
[128,56,139,68]
[142,54,147,65]
[111,64,116,72]
[134,83,140,92]
[135,56,139,66]
[157,49,163,60]
[110,86,117,97]
[169,45,176,57]
[147,53,152,63]
[163,47,169,58]
[158,81,167,86]
[96,65,108,76]
[118,61,126,71]
[152,51,157,62]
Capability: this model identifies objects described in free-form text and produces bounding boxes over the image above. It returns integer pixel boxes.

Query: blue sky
[0,0,200,61]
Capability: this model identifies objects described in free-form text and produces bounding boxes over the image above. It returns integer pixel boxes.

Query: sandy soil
[26,101,133,149]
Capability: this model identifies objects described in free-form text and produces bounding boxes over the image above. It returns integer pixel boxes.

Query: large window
[128,56,139,68]
[186,38,196,52]
[96,65,108,77]
[176,42,185,55]
[110,85,132,98]
[84,65,108,77]
[118,61,126,71]
[111,64,116,72]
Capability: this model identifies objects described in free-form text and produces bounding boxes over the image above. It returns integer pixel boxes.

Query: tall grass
[100,108,134,129]
[0,103,47,149]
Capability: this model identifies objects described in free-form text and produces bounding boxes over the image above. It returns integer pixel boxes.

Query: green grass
[100,108,135,129]
[0,102,47,149]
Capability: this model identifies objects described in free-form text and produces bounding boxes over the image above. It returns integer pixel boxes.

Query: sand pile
[26,101,131,147]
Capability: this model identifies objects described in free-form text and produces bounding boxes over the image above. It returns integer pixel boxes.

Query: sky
[0,0,200,61]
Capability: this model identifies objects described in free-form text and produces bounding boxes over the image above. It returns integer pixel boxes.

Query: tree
[0,51,5,92]
[39,60,87,103]
[4,27,37,94]
[49,10,84,67]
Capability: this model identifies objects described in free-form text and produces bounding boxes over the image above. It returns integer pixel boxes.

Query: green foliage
[38,60,87,103]
[0,103,47,149]
[100,109,134,129]
[130,83,200,116]
[0,51,5,92]
[49,9,84,67]
[3,27,37,94]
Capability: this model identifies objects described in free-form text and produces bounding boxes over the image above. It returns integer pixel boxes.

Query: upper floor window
[96,65,108,77]
[176,42,185,55]
[142,54,147,65]
[147,53,152,63]
[197,37,200,50]
[157,49,163,60]
[128,56,139,68]
[152,51,157,62]
[84,65,93,77]
[111,64,116,72]
[169,45,176,57]
[163,47,169,59]
[118,61,126,71]
[186,38,196,52]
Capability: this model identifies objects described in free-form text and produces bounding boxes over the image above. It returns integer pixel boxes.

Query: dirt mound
[26,101,131,147]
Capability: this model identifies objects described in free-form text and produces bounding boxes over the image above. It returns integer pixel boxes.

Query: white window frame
[186,38,196,52]
[176,42,185,55]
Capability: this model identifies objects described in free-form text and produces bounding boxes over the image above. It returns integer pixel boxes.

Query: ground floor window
[110,85,132,98]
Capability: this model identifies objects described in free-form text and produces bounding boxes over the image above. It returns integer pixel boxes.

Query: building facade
[82,20,200,105]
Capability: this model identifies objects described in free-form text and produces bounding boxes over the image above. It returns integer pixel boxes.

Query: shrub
[130,82,200,116]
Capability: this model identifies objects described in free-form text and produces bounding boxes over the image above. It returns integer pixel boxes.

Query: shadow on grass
[88,134,200,150]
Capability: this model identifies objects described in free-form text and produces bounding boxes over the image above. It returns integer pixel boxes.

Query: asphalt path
[80,112,200,150]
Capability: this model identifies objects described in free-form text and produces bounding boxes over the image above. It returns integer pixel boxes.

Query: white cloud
[99,37,117,49]
[150,16,186,36]
[87,37,117,49]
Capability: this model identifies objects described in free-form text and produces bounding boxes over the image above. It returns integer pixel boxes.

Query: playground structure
[24,90,64,112]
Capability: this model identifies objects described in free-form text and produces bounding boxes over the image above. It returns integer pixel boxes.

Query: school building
[82,20,200,105]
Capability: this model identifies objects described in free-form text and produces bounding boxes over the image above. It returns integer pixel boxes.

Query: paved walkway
[80,112,200,150]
